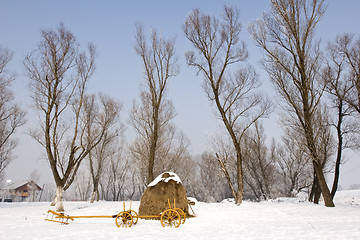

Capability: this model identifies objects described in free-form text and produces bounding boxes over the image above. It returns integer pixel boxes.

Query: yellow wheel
[174,208,186,224]
[115,211,133,228]
[160,209,181,228]
[129,210,139,225]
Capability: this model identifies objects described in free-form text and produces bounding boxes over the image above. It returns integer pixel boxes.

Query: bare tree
[130,25,181,185]
[249,0,335,207]
[242,122,277,200]
[24,24,108,211]
[84,94,123,203]
[72,170,91,201]
[323,35,360,199]
[105,155,138,201]
[191,152,229,202]
[0,46,26,182]
[183,6,271,204]
[271,128,313,197]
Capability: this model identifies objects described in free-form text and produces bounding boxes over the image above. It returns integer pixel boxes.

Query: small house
[1,181,42,202]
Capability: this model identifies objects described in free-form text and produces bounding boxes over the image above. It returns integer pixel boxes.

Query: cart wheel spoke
[175,208,186,224]
[161,209,181,228]
[130,210,139,225]
[115,211,133,228]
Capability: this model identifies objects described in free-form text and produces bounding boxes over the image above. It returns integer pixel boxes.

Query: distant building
[0,181,42,202]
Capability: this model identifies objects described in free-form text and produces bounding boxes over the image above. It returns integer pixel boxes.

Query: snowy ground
[1,190,359,240]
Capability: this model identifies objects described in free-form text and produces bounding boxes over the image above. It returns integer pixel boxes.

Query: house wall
[1,182,42,202]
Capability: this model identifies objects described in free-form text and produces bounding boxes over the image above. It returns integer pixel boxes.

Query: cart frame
[44,199,186,228]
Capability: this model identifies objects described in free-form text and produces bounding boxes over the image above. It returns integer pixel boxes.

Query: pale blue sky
[1,0,360,189]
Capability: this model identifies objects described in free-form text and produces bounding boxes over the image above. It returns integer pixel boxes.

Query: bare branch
[184,5,271,204]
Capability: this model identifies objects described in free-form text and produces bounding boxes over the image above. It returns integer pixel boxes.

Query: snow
[5,181,30,190]
[147,172,182,187]
[334,190,360,206]
[1,191,360,240]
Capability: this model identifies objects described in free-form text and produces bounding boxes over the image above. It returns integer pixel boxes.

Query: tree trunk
[331,103,343,199]
[287,178,296,197]
[215,95,245,205]
[235,190,243,205]
[90,191,98,203]
[90,179,99,203]
[216,154,237,202]
[235,153,244,204]
[148,148,155,184]
[148,106,159,185]
[314,184,322,204]
[313,160,334,207]
[51,186,65,212]
[309,170,316,202]
[310,174,322,204]
[331,153,341,199]
[90,191,96,203]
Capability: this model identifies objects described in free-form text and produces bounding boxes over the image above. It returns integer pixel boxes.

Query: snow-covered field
[1,190,359,240]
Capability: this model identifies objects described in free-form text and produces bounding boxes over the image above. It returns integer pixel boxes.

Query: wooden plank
[137,215,161,219]
[44,219,69,225]
[69,215,114,218]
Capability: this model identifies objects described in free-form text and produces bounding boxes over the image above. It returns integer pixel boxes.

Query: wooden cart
[45,199,186,228]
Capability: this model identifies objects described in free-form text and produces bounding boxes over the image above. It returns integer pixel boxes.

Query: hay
[138,172,189,218]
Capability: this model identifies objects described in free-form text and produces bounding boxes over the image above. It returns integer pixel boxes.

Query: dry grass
[139,177,188,218]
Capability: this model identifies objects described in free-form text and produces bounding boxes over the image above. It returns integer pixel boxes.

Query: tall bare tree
[24,24,108,211]
[0,46,26,182]
[322,35,360,199]
[84,94,123,203]
[130,25,181,185]
[183,6,271,204]
[249,0,335,206]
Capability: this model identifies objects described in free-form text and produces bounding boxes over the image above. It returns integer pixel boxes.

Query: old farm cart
[45,199,186,228]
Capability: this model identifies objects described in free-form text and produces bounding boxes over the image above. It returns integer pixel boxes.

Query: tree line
[1,0,359,210]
